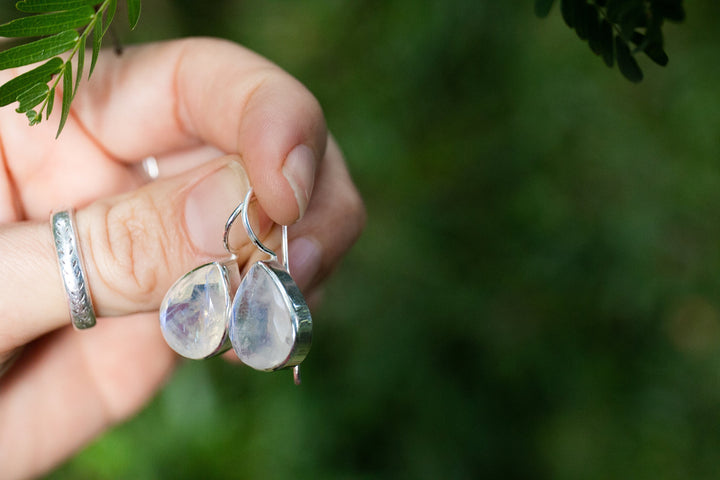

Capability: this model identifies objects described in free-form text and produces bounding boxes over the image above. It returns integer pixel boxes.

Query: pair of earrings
[159,188,312,384]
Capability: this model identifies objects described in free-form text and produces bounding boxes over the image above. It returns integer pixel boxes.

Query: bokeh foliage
[16,0,719,478]
[536,0,685,82]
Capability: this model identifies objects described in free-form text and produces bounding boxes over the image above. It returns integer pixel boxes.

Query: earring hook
[224,188,301,385]
[241,188,278,260]
[223,201,243,257]
[224,188,287,263]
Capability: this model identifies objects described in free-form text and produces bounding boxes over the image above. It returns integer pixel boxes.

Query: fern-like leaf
[0,57,63,106]
[0,0,143,136]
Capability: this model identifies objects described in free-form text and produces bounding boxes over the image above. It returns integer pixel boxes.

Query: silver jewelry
[51,210,97,329]
[159,260,239,359]
[141,156,160,180]
[229,189,312,381]
[159,198,243,359]
[159,188,312,384]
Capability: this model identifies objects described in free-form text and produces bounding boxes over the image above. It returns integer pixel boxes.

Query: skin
[0,38,365,479]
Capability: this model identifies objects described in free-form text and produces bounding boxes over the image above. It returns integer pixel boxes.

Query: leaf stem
[35,0,113,121]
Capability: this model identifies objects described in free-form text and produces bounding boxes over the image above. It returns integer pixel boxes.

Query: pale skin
[0,38,365,479]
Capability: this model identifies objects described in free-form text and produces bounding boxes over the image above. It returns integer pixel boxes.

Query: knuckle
[87,193,173,308]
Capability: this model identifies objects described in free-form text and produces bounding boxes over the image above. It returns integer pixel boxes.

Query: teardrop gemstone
[160,262,231,359]
[230,262,296,371]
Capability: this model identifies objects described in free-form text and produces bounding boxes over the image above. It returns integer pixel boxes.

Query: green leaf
[635,23,669,67]
[102,0,118,37]
[587,8,603,56]
[574,1,596,41]
[651,0,685,22]
[619,3,648,31]
[46,85,55,119]
[644,43,669,66]
[57,60,72,137]
[26,109,40,125]
[632,32,669,67]
[15,82,48,113]
[606,0,633,24]
[615,37,643,83]
[534,0,555,18]
[560,0,576,28]
[127,0,141,29]
[0,57,62,106]
[0,5,94,37]
[1,0,138,134]
[632,31,669,67]
[0,30,78,70]
[74,36,85,97]
[599,19,614,67]
[89,13,102,77]
[15,0,98,13]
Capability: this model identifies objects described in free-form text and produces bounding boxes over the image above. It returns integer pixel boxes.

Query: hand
[0,38,364,479]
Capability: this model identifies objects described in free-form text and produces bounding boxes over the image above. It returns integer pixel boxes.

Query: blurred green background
[27,1,720,478]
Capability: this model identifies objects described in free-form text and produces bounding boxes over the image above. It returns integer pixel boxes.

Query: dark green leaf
[606,0,634,24]
[102,0,118,37]
[75,36,85,96]
[560,0,576,28]
[621,3,648,29]
[643,42,669,66]
[587,8,602,56]
[46,84,54,119]
[599,19,614,67]
[639,23,669,66]
[534,0,555,18]
[651,0,685,22]
[0,30,78,70]
[89,14,101,77]
[127,0,141,29]
[615,37,643,82]
[15,82,48,113]
[574,2,596,41]
[630,31,669,66]
[15,0,97,13]
[57,60,72,137]
[644,20,664,46]
[0,57,62,106]
[0,6,94,37]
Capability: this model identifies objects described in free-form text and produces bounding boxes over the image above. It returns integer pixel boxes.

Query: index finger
[72,38,327,225]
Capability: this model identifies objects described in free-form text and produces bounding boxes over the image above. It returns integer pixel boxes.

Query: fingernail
[185,161,248,255]
[289,236,322,290]
[283,145,316,221]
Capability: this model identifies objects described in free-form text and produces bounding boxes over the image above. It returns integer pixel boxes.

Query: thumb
[80,155,260,316]
[0,155,258,352]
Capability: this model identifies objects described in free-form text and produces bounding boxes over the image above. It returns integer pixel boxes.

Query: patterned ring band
[51,209,97,329]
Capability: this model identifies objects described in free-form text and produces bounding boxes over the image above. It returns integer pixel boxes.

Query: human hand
[0,38,364,479]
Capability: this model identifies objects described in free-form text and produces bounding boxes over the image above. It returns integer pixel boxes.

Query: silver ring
[51,210,97,329]
[141,156,160,180]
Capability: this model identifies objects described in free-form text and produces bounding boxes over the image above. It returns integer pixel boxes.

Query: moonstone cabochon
[230,261,312,371]
[159,262,232,359]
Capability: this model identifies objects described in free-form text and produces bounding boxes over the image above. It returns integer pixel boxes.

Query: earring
[159,260,239,359]
[158,211,242,359]
[159,188,312,384]
[159,191,257,359]
[229,188,312,384]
